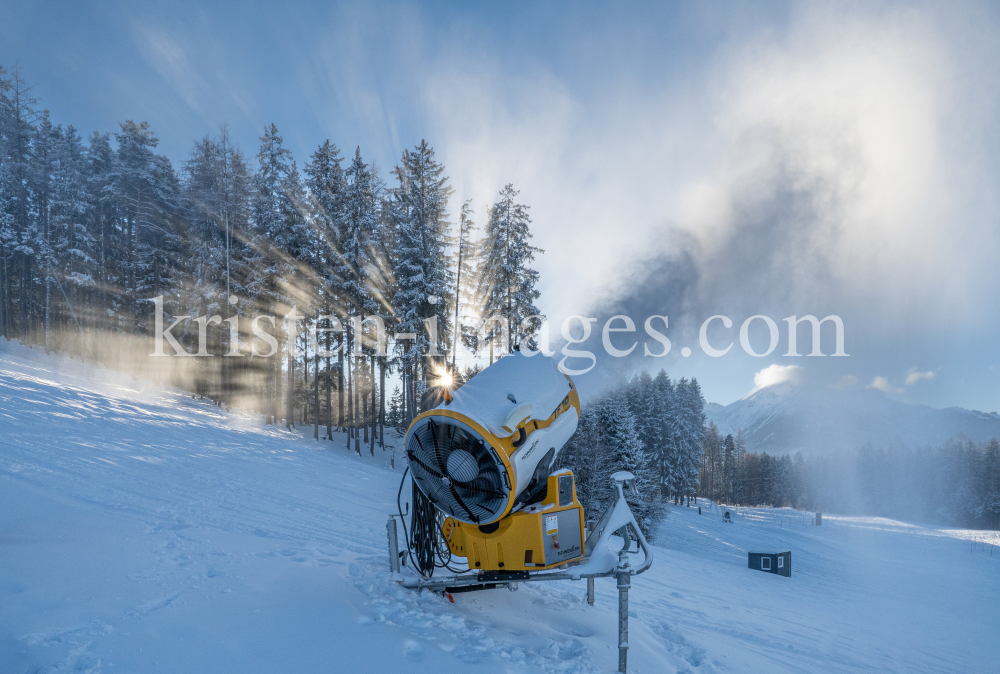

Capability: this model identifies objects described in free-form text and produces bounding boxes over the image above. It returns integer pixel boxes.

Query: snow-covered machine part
[446,352,574,439]
[404,352,580,526]
[389,471,652,673]
[392,471,652,589]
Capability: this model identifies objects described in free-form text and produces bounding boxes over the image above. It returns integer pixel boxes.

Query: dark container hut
[748,551,791,577]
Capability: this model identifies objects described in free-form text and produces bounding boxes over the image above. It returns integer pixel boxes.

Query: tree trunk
[44,277,51,354]
[275,332,284,426]
[363,375,370,454]
[337,348,344,431]
[285,332,293,430]
[370,356,376,456]
[314,314,320,441]
[325,353,332,440]
[354,354,361,456]
[346,343,353,450]
[379,357,386,449]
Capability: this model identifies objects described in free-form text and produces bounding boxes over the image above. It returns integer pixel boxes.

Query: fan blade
[406,449,443,479]
[427,418,449,474]
[450,480,505,498]
[449,484,479,523]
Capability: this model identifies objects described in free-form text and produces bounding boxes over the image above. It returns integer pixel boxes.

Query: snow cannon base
[388,471,652,673]
[442,470,585,572]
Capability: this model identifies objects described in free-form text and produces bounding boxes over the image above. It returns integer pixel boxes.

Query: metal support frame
[393,471,652,673]
[617,524,631,673]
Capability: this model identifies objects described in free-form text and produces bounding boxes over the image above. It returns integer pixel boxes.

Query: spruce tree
[451,199,477,366]
[389,140,453,418]
[474,184,542,357]
[250,123,299,424]
[723,433,737,504]
[597,394,662,537]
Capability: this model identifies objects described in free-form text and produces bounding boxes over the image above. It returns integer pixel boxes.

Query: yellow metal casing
[442,470,585,572]
[406,380,580,526]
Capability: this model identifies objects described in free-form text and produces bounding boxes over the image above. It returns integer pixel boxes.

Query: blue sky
[4,0,1000,411]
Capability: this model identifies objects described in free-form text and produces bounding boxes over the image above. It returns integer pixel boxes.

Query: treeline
[700,428,1000,531]
[561,370,708,538]
[0,65,543,451]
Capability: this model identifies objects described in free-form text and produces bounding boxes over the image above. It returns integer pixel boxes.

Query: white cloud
[867,376,904,394]
[835,375,859,389]
[751,364,805,393]
[905,369,935,385]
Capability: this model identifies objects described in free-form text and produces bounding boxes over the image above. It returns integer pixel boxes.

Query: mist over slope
[705,380,1000,455]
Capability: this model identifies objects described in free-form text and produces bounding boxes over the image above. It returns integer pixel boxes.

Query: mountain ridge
[704,381,1000,456]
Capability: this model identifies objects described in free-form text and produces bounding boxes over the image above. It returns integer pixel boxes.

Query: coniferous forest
[566,371,1000,533]
[0,64,547,458]
[698,427,1000,531]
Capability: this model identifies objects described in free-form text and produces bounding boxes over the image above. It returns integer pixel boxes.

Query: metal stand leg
[584,519,595,606]
[386,517,400,573]
[617,526,631,674]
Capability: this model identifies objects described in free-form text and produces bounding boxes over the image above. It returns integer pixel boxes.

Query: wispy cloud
[130,25,210,115]
[835,375,859,389]
[868,376,904,394]
[750,364,805,394]
[905,368,935,386]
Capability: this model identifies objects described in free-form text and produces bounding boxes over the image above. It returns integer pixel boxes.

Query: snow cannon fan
[403,352,583,576]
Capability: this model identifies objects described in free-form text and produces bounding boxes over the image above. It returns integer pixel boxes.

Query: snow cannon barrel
[404,352,581,526]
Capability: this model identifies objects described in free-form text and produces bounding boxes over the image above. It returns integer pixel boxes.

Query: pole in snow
[386,517,401,574]
[617,525,631,673]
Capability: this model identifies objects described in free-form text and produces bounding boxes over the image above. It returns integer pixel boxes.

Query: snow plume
[419,2,1000,404]
[70,0,999,408]
[750,364,805,394]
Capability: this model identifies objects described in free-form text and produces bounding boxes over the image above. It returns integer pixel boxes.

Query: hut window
[778,557,784,568]
[761,557,771,571]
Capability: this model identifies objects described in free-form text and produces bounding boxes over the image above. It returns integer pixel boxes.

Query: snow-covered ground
[1,341,997,673]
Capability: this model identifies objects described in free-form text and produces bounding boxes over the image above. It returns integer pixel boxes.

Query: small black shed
[748,551,791,577]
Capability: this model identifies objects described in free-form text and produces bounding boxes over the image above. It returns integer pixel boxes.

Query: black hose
[397,465,470,578]
[411,481,438,576]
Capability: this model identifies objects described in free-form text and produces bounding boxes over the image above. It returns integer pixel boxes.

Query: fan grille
[406,415,510,525]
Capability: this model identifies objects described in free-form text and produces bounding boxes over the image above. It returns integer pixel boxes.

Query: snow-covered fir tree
[474,184,542,358]
[597,394,662,535]
[451,199,478,366]
[389,140,453,419]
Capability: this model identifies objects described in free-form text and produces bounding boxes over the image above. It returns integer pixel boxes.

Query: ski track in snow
[0,340,997,673]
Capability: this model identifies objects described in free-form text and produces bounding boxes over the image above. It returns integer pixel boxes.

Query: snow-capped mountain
[705,380,1000,456]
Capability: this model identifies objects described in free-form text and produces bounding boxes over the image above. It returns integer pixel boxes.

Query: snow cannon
[406,352,580,526]
[393,358,653,672]
[404,352,583,570]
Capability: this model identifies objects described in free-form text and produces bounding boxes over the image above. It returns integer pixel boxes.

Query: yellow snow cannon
[404,352,583,571]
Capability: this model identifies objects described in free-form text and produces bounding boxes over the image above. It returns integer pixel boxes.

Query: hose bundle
[396,466,465,578]
[410,481,438,576]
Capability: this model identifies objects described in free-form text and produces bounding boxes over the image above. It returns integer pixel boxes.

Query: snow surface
[1,341,998,673]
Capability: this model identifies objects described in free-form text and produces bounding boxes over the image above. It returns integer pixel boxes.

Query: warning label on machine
[545,514,559,535]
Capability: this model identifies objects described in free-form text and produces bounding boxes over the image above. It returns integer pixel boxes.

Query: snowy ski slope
[1,341,997,673]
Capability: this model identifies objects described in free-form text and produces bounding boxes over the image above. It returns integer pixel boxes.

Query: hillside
[705,380,1000,455]
[1,341,997,673]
